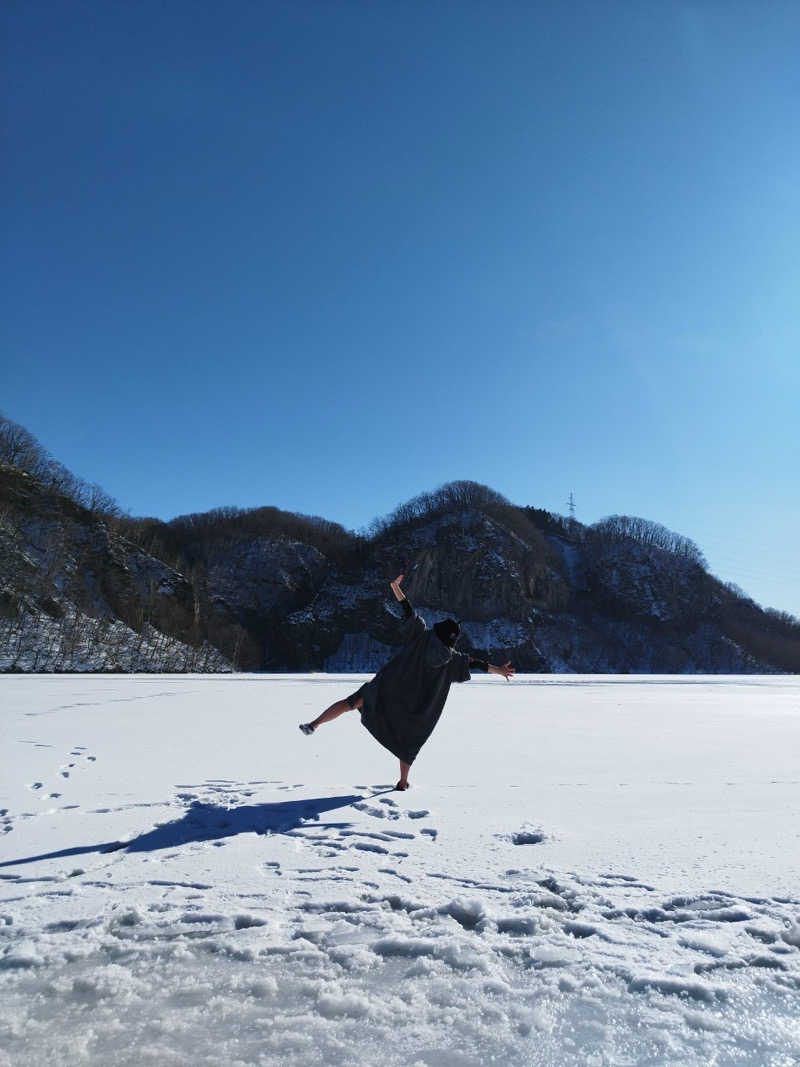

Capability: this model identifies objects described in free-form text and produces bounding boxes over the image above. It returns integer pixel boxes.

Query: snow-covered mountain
[2,455,799,674]
[0,464,228,672]
[279,504,793,675]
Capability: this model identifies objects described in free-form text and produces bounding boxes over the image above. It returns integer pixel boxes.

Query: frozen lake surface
[1,673,799,1065]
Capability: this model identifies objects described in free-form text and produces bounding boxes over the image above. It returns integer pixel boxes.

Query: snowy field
[1,674,799,1066]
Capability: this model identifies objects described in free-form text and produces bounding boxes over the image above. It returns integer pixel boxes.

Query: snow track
[1,674,799,1065]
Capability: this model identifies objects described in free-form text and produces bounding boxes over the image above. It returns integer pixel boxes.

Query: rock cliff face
[277,511,774,675]
[204,538,327,620]
[1,466,193,628]
[2,463,798,673]
[278,508,562,673]
[0,465,227,671]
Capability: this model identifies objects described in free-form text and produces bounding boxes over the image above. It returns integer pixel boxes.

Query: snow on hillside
[1,674,799,1065]
[0,609,230,673]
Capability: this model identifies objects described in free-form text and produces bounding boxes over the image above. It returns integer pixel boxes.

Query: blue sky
[2,1,799,616]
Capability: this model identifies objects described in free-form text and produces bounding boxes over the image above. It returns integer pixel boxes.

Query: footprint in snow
[496,827,547,845]
[69,749,97,764]
[563,920,598,940]
[353,802,391,819]
[356,799,422,823]
[511,830,546,845]
[379,867,412,884]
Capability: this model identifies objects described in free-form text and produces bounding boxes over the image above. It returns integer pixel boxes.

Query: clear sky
[2,1,799,617]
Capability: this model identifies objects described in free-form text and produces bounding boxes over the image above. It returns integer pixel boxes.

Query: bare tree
[87,483,122,517]
[0,413,44,471]
[590,516,706,566]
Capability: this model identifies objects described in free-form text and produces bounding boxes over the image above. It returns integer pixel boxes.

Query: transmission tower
[567,492,576,521]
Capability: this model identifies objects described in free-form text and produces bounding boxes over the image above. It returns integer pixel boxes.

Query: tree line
[0,412,121,517]
[588,514,707,566]
[368,480,556,565]
[120,504,361,575]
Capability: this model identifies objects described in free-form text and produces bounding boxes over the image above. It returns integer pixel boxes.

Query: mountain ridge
[1,414,798,674]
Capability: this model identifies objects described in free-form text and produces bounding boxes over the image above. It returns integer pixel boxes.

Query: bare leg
[396,761,411,790]
[303,695,362,732]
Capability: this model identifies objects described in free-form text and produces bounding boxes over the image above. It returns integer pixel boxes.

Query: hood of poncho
[433,618,460,648]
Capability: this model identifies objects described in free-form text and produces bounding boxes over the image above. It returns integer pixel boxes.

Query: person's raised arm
[390,574,414,619]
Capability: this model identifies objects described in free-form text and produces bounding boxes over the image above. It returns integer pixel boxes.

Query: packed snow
[1,673,798,1066]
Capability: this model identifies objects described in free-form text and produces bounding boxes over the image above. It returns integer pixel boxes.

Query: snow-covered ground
[1,674,798,1066]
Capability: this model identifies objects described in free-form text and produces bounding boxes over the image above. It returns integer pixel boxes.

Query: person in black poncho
[299,574,514,790]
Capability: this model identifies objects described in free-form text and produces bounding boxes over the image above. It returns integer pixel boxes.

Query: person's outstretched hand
[494,661,515,681]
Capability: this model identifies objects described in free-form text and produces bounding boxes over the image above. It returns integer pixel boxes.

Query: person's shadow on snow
[120,794,366,854]
[0,793,376,868]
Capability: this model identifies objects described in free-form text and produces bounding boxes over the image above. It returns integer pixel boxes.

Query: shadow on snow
[0,793,374,869]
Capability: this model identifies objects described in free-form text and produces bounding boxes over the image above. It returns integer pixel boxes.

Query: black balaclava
[433,618,460,648]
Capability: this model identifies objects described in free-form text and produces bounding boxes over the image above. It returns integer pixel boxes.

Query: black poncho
[352,606,472,765]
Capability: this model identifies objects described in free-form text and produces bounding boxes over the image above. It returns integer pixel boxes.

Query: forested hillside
[2,414,798,673]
